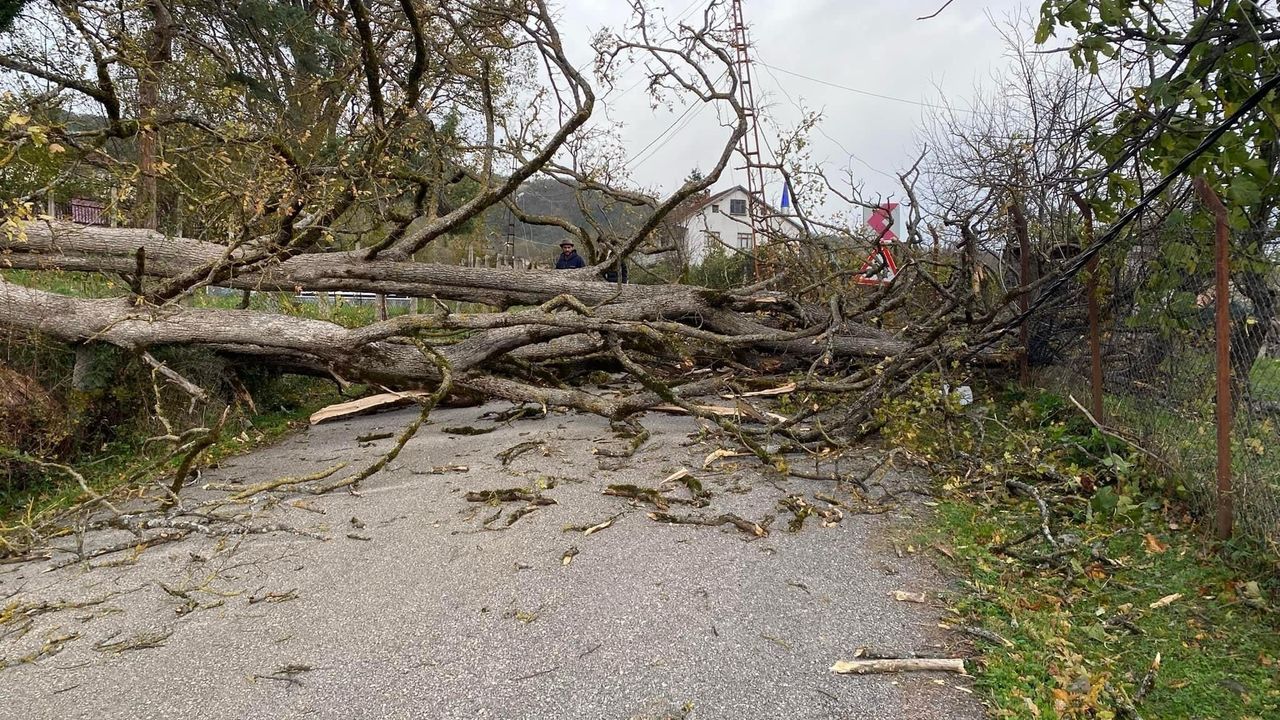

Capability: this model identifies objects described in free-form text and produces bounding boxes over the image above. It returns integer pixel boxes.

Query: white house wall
[680,188,801,264]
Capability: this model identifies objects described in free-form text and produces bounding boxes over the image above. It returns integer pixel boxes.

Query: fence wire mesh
[1030,221,1280,551]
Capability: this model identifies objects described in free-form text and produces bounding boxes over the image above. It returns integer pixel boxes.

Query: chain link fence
[1030,213,1280,553]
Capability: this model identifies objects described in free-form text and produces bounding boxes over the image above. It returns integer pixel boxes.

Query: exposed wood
[829,658,967,675]
[649,403,787,423]
[309,392,430,425]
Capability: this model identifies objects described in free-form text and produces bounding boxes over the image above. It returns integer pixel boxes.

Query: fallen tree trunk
[4,221,687,308]
[3,223,912,357]
[0,270,914,393]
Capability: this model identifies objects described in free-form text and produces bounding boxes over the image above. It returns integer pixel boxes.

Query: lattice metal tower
[729,0,767,277]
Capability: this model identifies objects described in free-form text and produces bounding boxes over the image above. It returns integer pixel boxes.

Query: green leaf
[1229,175,1262,206]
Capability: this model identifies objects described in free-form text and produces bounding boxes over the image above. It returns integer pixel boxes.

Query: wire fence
[1030,198,1280,553]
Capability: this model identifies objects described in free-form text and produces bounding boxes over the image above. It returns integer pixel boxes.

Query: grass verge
[882,379,1280,719]
[1,375,340,548]
[931,499,1279,719]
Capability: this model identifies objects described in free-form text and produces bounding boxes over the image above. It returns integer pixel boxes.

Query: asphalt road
[0,404,987,719]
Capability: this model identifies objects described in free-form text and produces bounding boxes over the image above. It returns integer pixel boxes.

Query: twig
[513,666,559,682]
[917,0,956,21]
[1004,479,1058,549]
[954,624,1015,648]
[211,463,347,500]
[1066,395,1169,469]
[164,406,230,507]
[356,431,395,442]
[305,342,453,493]
[140,351,209,403]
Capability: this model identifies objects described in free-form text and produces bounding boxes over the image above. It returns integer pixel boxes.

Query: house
[671,185,803,264]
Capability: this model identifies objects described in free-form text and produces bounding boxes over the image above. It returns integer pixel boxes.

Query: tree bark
[137,1,174,230]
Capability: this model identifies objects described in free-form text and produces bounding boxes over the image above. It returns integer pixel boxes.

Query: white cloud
[556,0,1033,203]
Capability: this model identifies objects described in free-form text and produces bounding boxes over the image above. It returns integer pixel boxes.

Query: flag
[780,180,792,211]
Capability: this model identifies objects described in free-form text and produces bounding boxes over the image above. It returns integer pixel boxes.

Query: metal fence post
[1194,178,1234,541]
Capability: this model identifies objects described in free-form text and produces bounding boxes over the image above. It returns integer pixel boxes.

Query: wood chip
[893,590,928,603]
[309,391,429,424]
[650,403,788,423]
[728,382,797,398]
[582,517,615,536]
[1149,593,1182,609]
[830,658,966,675]
[703,448,750,468]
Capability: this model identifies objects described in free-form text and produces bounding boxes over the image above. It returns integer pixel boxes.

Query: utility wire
[630,101,707,169]
[758,61,976,114]
[755,55,899,181]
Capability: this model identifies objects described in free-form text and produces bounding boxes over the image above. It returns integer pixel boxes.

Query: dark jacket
[603,260,628,283]
[555,250,586,269]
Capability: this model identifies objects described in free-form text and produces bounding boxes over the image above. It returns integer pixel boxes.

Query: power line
[630,101,707,169]
[755,56,899,181]
[758,61,976,114]
[624,68,726,168]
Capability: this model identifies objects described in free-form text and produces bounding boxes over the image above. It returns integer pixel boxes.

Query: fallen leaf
[931,543,957,561]
[1241,580,1267,609]
[1149,593,1182,609]
[562,546,579,566]
[1143,533,1168,554]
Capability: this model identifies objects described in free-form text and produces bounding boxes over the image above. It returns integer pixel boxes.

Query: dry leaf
[893,591,928,603]
[1149,593,1182,609]
[1143,533,1169,554]
[562,546,579,566]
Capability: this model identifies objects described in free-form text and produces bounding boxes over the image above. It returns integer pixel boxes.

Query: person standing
[555,241,585,269]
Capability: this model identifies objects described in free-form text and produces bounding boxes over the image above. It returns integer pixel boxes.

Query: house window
[704,230,721,245]
[729,198,747,216]
[711,204,720,213]
[736,232,752,249]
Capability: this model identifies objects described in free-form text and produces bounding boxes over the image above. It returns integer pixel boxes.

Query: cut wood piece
[829,658,966,675]
[650,403,788,423]
[723,382,798,398]
[309,391,429,425]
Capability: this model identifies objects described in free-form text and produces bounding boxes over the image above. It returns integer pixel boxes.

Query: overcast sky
[557,0,1035,205]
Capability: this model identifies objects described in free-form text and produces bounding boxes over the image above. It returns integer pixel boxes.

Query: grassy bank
[0,269,349,535]
[881,381,1280,719]
[0,373,338,546]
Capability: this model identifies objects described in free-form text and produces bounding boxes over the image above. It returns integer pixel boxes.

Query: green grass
[2,373,338,512]
[932,499,1280,719]
[886,380,1280,719]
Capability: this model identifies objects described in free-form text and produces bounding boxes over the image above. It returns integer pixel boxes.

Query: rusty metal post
[1070,193,1105,420]
[1194,178,1233,541]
